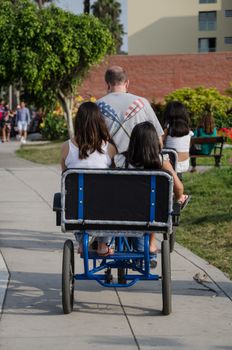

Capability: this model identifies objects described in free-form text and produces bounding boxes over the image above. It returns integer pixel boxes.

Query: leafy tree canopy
[92,0,124,53]
[0,0,115,134]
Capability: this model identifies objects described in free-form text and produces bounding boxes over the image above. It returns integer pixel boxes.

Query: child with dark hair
[114,121,189,256]
[190,110,217,172]
[61,101,117,256]
[163,101,194,174]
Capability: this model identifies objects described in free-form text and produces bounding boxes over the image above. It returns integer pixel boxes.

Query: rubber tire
[169,227,176,253]
[161,240,172,315]
[62,239,74,314]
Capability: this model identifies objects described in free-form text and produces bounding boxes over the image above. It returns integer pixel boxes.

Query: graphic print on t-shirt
[98,99,145,139]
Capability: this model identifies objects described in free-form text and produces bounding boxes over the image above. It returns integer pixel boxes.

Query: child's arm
[107,143,117,160]
[162,159,184,200]
[162,128,168,144]
[60,141,69,172]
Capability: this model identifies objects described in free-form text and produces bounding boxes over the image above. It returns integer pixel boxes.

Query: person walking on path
[97,66,164,153]
[0,99,6,142]
[16,101,31,144]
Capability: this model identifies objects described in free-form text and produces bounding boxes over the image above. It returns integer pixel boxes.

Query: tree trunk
[58,90,74,139]
[38,0,43,8]
[83,0,90,14]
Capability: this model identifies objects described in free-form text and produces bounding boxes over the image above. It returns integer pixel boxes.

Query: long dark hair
[164,101,190,137]
[198,111,215,134]
[74,102,110,159]
[126,122,162,169]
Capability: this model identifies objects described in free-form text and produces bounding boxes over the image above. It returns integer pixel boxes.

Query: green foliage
[0,0,115,109]
[165,86,232,128]
[151,100,165,127]
[179,166,232,279]
[40,113,68,140]
[225,82,232,97]
[92,0,124,53]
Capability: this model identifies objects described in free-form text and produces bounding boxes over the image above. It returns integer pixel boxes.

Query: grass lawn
[16,142,232,279]
[15,141,63,164]
[192,147,232,167]
[179,167,232,279]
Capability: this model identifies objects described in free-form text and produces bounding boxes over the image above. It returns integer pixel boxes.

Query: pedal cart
[53,166,181,316]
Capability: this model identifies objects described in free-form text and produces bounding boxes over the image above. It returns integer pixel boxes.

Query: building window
[199,0,216,3]
[225,10,232,17]
[199,12,217,30]
[198,38,216,52]
[225,37,232,44]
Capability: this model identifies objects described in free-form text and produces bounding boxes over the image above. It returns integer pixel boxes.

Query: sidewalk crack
[115,288,141,350]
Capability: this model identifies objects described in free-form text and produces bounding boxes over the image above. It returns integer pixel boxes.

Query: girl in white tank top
[65,139,111,169]
[163,101,193,173]
[61,102,117,256]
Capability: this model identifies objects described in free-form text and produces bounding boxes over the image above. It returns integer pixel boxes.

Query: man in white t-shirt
[97,66,164,263]
[97,66,164,152]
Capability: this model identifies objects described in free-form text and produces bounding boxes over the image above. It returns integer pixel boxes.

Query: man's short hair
[105,66,127,86]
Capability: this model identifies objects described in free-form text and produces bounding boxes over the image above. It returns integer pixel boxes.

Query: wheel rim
[69,265,74,297]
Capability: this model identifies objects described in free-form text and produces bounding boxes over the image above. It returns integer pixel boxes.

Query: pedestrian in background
[16,101,31,144]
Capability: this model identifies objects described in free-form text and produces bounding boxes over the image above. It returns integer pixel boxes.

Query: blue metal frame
[72,174,161,288]
[150,175,156,223]
[73,232,160,288]
[78,174,84,220]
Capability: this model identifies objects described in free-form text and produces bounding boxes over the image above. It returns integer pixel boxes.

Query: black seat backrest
[61,169,173,234]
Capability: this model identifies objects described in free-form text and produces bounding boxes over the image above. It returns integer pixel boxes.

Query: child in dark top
[190,111,217,172]
[114,121,189,256]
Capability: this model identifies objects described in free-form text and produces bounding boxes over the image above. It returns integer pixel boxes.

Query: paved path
[0,141,232,350]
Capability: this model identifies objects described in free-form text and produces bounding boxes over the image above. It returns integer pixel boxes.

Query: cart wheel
[62,239,74,314]
[169,227,176,253]
[161,240,172,315]
[118,267,126,284]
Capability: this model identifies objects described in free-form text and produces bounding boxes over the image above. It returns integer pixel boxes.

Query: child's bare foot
[149,233,159,254]
[97,243,114,257]
[177,194,191,210]
[149,243,159,254]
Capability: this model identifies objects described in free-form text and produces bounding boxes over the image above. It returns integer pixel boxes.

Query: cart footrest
[81,251,158,260]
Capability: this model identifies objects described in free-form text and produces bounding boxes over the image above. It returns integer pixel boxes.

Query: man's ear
[125,79,129,92]
[106,83,111,92]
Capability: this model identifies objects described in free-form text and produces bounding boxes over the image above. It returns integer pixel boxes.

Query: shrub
[40,113,68,140]
[165,87,232,128]
[217,127,232,144]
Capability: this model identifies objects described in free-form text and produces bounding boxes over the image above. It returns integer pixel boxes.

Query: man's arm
[159,136,163,149]
[144,99,164,147]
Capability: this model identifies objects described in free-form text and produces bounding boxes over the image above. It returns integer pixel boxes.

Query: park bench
[190,136,225,167]
[53,166,182,316]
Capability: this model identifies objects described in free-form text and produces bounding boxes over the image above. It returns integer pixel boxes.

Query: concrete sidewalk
[0,141,232,350]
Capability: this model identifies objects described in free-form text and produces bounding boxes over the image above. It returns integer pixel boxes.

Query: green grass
[178,167,232,279]
[193,148,232,166]
[16,142,232,279]
[15,141,63,164]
